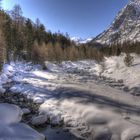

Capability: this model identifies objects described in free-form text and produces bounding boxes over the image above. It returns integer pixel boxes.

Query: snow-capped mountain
[93,0,140,44]
[71,37,92,44]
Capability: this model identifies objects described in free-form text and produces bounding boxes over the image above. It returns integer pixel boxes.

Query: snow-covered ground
[101,54,140,88]
[0,54,140,139]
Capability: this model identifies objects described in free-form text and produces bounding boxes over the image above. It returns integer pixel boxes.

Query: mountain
[92,0,140,44]
[71,37,92,44]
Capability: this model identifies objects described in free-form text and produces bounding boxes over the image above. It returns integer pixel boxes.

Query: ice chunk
[0,123,45,140]
[0,103,22,124]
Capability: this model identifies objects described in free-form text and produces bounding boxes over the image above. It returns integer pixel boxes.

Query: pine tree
[0,9,6,70]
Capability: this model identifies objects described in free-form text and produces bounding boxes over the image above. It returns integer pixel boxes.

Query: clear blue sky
[2,0,129,39]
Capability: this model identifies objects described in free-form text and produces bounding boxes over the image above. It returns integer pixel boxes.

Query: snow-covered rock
[2,64,14,76]
[31,115,48,126]
[33,97,45,104]
[22,108,31,115]
[0,85,6,93]
[0,103,45,140]
[0,103,22,124]
[40,100,63,125]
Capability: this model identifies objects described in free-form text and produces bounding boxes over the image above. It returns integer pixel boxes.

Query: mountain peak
[130,0,140,8]
[92,0,140,44]
[130,0,140,4]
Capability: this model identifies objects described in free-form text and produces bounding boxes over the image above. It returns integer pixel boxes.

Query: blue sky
[2,0,129,39]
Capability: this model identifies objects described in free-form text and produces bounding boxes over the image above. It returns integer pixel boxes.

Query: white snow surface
[0,55,140,139]
[102,54,140,88]
[0,103,45,140]
[71,37,92,44]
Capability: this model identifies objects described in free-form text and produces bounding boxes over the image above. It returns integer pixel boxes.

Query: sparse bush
[124,53,134,67]
[99,59,106,77]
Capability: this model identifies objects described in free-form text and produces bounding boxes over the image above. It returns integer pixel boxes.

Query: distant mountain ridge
[71,37,92,44]
[91,0,140,44]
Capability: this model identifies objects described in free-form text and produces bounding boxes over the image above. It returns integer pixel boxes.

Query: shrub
[124,53,134,67]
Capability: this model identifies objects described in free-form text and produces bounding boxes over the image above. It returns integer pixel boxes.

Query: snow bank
[102,54,140,88]
[39,90,140,140]
[45,61,63,72]
[0,64,14,93]
[0,62,42,93]
[45,60,97,74]
[45,54,140,89]
[2,64,14,76]
[0,103,45,140]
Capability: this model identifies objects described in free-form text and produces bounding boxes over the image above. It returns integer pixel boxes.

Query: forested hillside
[0,2,140,71]
[0,4,104,69]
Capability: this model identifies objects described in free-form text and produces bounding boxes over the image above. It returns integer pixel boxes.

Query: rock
[118,79,123,83]
[33,97,44,104]
[123,116,130,120]
[31,115,48,126]
[22,108,31,115]
[0,86,6,94]
[50,114,63,126]
[11,99,16,103]
[0,103,23,124]
[19,98,24,102]
[123,86,129,92]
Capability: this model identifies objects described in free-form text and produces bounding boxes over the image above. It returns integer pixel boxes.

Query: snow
[33,96,45,104]
[71,37,92,44]
[2,64,14,76]
[31,114,48,126]
[95,0,140,44]
[0,55,140,139]
[0,103,45,140]
[39,99,63,125]
[0,85,6,94]
[31,115,48,126]
[101,54,140,88]
[22,108,31,115]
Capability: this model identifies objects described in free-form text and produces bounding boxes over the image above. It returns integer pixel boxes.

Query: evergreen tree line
[100,41,140,57]
[0,3,140,70]
[0,4,103,67]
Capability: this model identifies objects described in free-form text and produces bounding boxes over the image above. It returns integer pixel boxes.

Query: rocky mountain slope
[93,0,140,44]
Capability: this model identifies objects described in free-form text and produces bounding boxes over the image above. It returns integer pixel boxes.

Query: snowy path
[10,66,140,140]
